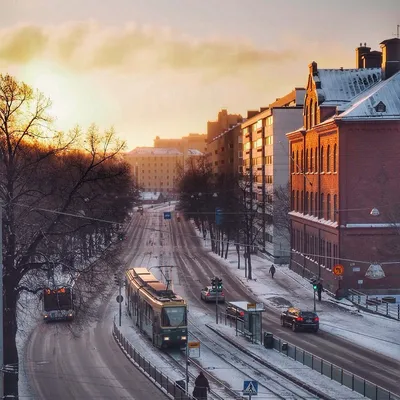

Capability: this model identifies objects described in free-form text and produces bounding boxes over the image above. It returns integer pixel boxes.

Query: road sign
[243,380,258,396]
[333,264,344,276]
[188,341,200,357]
[116,295,124,303]
[164,212,171,220]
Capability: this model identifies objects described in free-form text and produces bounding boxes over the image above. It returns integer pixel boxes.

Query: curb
[205,324,336,400]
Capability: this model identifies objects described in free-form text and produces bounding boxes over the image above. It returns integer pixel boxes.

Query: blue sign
[243,380,258,396]
[215,208,223,226]
[164,212,171,220]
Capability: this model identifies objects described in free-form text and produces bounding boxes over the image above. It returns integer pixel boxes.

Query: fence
[272,336,400,400]
[347,289,400,320]
[112,322,195,400]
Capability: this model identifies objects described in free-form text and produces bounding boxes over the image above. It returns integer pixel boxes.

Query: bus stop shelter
[226,301,265,344]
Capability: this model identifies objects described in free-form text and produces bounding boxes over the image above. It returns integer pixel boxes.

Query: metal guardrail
[347,289,400,320]
[113,322,195,400]
[272,336,400,400]
[217,313,399,400]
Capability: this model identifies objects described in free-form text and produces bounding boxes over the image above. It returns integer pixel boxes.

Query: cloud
[0,22,296,76]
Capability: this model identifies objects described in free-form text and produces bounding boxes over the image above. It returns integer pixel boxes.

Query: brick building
[287,38,400,293]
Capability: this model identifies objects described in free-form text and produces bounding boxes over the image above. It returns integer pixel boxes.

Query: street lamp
[370,208,380,217]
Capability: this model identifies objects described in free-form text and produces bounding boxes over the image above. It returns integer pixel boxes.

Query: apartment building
[206,109,244,176]
[154,133,207,155]
[126,147,203,194]
[242,88,305,263]
[287,38,400,293]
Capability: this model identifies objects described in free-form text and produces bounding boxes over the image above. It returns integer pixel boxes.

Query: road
[170,215,400,397]
[26,211,169,400]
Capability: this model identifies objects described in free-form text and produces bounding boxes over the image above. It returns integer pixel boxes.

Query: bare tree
[0,74,137,397]
[273,183,291,243]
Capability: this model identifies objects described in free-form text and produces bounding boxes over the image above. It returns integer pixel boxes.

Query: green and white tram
[125,267,188,349]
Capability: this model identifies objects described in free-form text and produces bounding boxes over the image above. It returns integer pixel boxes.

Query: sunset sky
[2,0,399,150]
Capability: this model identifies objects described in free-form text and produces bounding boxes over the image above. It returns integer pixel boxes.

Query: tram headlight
[164,336,170,341]
[181,336,187,341]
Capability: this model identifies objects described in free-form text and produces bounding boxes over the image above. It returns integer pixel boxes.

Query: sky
[2,0,399,151]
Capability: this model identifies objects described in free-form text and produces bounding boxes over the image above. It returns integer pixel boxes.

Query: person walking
[269,264,276,279]
[317,281,324,301]
[193,371,210,400]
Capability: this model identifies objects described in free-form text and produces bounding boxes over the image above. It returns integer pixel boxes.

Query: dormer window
[374,101,386,113]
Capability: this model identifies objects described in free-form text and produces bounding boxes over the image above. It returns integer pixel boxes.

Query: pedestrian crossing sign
[243,380,258,395]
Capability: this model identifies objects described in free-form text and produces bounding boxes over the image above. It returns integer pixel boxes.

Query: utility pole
[118,279,122,327]
[0,203,3,399]
[185,307,189,395]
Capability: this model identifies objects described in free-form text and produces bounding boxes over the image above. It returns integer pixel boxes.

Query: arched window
[334,194,338,222]
[305,192,309,214]
[315,147,318,172]
[333,144,337,172]
[310,192,314,215]
[305,105,309,130]
[314,101,318,126]
[305,149,308,173]
[310,99,314,128]
[296,150,299,172]
[296,190,299,211]
[291,151,295,173]
[300,150,303,173]
[320,193,324,219]
[301,190,304,213]
[326,145,331,172]
[310,148,313,171]
[320,146,324,172]
[327,193,331,220]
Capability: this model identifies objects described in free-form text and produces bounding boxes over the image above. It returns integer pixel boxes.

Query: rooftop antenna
[394,24,400,38]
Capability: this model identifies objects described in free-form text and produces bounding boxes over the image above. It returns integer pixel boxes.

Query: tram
[125,267,187,349]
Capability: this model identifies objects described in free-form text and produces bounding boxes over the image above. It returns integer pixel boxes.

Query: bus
[43,286,74,322]
[125,267,187,349]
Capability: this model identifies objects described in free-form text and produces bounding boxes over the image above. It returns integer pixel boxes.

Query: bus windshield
[161,306,186,327]
[43,288,73,311]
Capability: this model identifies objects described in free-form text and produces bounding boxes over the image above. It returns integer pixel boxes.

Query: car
[280,307,319,333]
[226,305,244,319]
[200,286,225,303]
[137,206,144,214]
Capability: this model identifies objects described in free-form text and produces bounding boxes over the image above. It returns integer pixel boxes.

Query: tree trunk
[247,233,252,280]
[224,236,229,259]
[3,288,19,398]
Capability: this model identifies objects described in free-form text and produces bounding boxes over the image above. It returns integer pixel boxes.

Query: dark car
[226,306,244,319]
[280,307,319,333]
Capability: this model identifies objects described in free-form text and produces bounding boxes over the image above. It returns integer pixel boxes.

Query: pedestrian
[269,264,276,279]
[317,281,324,301]
[193,371,210,400]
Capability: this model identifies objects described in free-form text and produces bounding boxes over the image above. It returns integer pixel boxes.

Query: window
[315,147,318,172]
[320,146,324,172]
[305,149,309,173]
[265,155,273,165]
[256,138,263,148]
[256,120,263,129]
[310,148,313,171]
[314,102,318,126]
[296,150,299,172]
[326,145,331,172]
[327,193,331,220]
[266,115,273,125]
[296,190,299,211]
[266,135,273,145]
[305,105,309,130]
[291,151,295,173]
[310,99,314,128]
[266,175,273,184]
[320,193,324,219]
[238,151,243,159]
[310,192,314,215]
[301,190,304,213]
[334,194,338,222]
[305,192,309,214]
[333,144,337,172]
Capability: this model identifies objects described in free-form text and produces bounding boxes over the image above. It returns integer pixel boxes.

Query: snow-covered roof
[316,68,382,105]
[129,147,182,156]
[187,149,203,156]
[334,71,400,120]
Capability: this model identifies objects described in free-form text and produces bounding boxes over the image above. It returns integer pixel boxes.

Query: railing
[113,322,195,400]
[217,313,399,400]
[272,336,400,400]
[347,289,400,320]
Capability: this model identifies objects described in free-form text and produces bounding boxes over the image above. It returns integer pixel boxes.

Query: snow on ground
[194,227,400,362]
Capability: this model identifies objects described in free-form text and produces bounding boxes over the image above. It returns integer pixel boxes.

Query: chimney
[380,38,400,79]
[309,61,317,76]
[247,110,259,119]
[356,43,371,68]
[362,50,382,68]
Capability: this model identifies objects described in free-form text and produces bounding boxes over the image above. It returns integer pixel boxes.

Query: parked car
[280,307,319,332]
[226,305,244,319]
[200,286,225,303]
[137,206,144,213]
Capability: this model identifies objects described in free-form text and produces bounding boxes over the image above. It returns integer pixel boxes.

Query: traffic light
[311,279,318,290]
[118,233,124,241]
[211,277,216,289]
[217,278,223,290]
[114,274,120,285]
[313,283,318,291]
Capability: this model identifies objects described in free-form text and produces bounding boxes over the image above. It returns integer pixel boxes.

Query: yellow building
[154,133,207,155]
[125,147,203,194]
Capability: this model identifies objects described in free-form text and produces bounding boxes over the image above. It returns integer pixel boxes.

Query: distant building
[206,109,244,176]
[287,38,400,293]
[125,147,203,195]
[241,88,305,263]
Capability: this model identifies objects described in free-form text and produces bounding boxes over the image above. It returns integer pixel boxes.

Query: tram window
[161,306,186,327]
